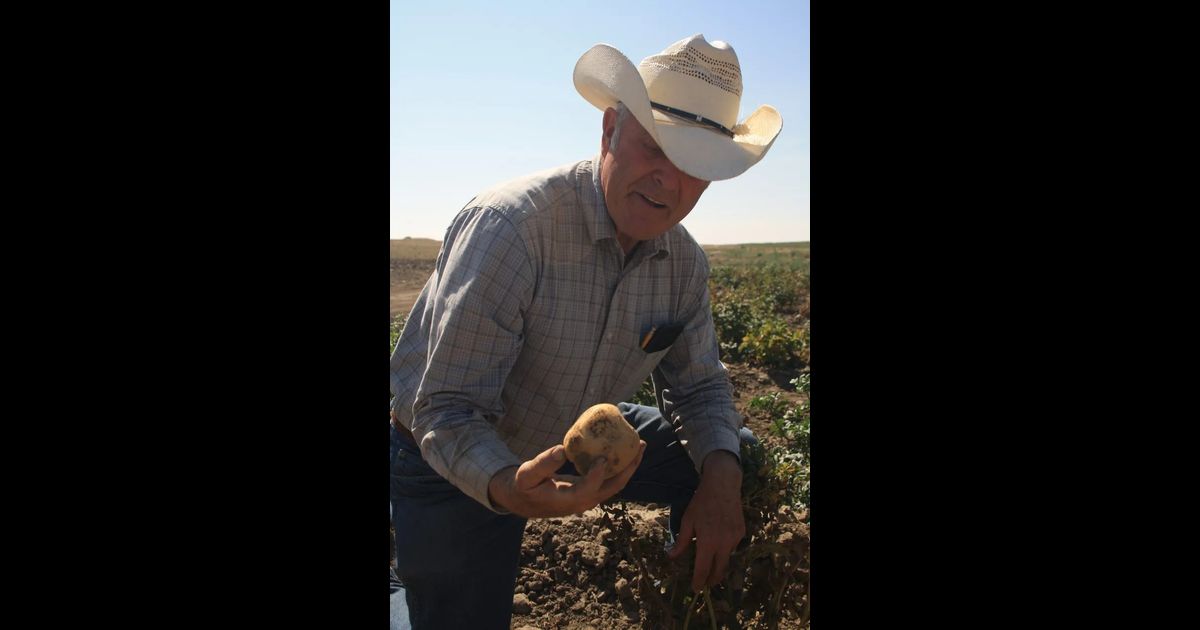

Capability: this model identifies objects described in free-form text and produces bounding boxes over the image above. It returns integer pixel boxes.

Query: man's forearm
[701,448,741,475]
[410,406,523,513]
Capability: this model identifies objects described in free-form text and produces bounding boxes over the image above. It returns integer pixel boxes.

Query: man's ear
[601,107,617,154]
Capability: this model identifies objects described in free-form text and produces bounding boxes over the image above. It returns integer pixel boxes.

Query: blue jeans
[389,403,756,630]
[389,567,410,630]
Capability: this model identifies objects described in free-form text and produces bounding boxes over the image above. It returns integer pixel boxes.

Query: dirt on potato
[564,404,641,478]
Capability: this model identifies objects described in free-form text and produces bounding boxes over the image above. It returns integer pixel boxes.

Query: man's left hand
[667,449,745,592]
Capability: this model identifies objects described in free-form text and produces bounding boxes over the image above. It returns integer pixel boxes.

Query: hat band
[649,101,735,138]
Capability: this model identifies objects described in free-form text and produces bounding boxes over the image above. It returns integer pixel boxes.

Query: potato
[562,403,640,479]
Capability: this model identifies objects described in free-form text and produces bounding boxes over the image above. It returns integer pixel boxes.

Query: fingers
[671,491,745,591]
[708,548,731,589]
[515,445,567,491]
[668,527,737,591]
[692,536,742,591]
[667,513,694,560]
[691,537,716,592]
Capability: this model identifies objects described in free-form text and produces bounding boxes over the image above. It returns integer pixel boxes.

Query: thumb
[667,515,695,560]
[515,445,567,491]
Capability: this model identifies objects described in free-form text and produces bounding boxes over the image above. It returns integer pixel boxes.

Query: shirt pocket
[612,344,671,403]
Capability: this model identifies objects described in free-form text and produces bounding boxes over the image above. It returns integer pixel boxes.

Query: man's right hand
[487,441,645,518]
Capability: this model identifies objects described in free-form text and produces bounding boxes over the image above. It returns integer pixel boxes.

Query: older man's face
[599,108,710,253]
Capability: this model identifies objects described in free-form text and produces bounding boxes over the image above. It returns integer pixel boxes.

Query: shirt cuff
[681,423,743,475]
[418,430,522,514]
[469,455,523,515]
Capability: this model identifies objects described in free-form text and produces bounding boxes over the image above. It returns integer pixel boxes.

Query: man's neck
[623,240,642,265]
[616,233,638,256]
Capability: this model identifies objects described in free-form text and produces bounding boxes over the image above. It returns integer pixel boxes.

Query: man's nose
[651,158,681,192]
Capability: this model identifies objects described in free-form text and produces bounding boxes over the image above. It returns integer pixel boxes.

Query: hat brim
[573,43,782,181]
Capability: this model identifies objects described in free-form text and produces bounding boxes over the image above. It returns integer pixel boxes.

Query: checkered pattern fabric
[390,156,741,511]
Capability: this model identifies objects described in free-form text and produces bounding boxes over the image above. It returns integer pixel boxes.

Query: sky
[390,0,809,245]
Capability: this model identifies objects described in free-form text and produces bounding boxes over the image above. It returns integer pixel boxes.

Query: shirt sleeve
[654,256,743,474]
[409,207,534,512]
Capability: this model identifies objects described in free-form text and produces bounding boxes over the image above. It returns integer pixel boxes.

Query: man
[390,34,782,629]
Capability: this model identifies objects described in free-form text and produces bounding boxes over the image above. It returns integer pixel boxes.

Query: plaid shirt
[390,156,742,512]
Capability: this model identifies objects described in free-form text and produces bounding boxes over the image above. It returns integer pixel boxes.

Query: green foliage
[629,376,658,407]
[777,377,811,456]
[734,438,811,626]
[384,243,813,627]
[390,314,407,353]
[712,299,758,361]
[704,242,809,273]
[709,262,808,369]
[747,374,810,511]
[748,392,789,420]
[739,317,804,369]
[778,403,810,462]
[799,319,810,366]
[743,430,809,515]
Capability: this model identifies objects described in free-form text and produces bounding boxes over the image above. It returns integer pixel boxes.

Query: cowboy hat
[574,34,782,181]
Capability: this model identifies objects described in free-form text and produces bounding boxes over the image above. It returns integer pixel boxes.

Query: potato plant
[389,314,406,353]
[388,244,812,628]
[709,263,808,370]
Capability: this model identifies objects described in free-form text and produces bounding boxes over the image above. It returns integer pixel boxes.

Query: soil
[505,361,809,629]
[390,250,811,628]
[390,360,809,629]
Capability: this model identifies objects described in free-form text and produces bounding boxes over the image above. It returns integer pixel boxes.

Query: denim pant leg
[390,428,527,630]
[574,403,757,535]
[389,567,411,630]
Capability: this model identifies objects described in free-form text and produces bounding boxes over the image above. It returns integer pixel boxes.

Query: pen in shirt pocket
[639,326,657,349]
[640,322,684,353]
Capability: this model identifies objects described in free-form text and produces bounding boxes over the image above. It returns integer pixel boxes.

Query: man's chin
[613,220,674,248]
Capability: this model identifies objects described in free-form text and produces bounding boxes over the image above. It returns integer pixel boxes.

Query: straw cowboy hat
[574,33,783,181]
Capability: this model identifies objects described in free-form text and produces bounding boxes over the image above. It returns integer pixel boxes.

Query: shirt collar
[584,155,671,260]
